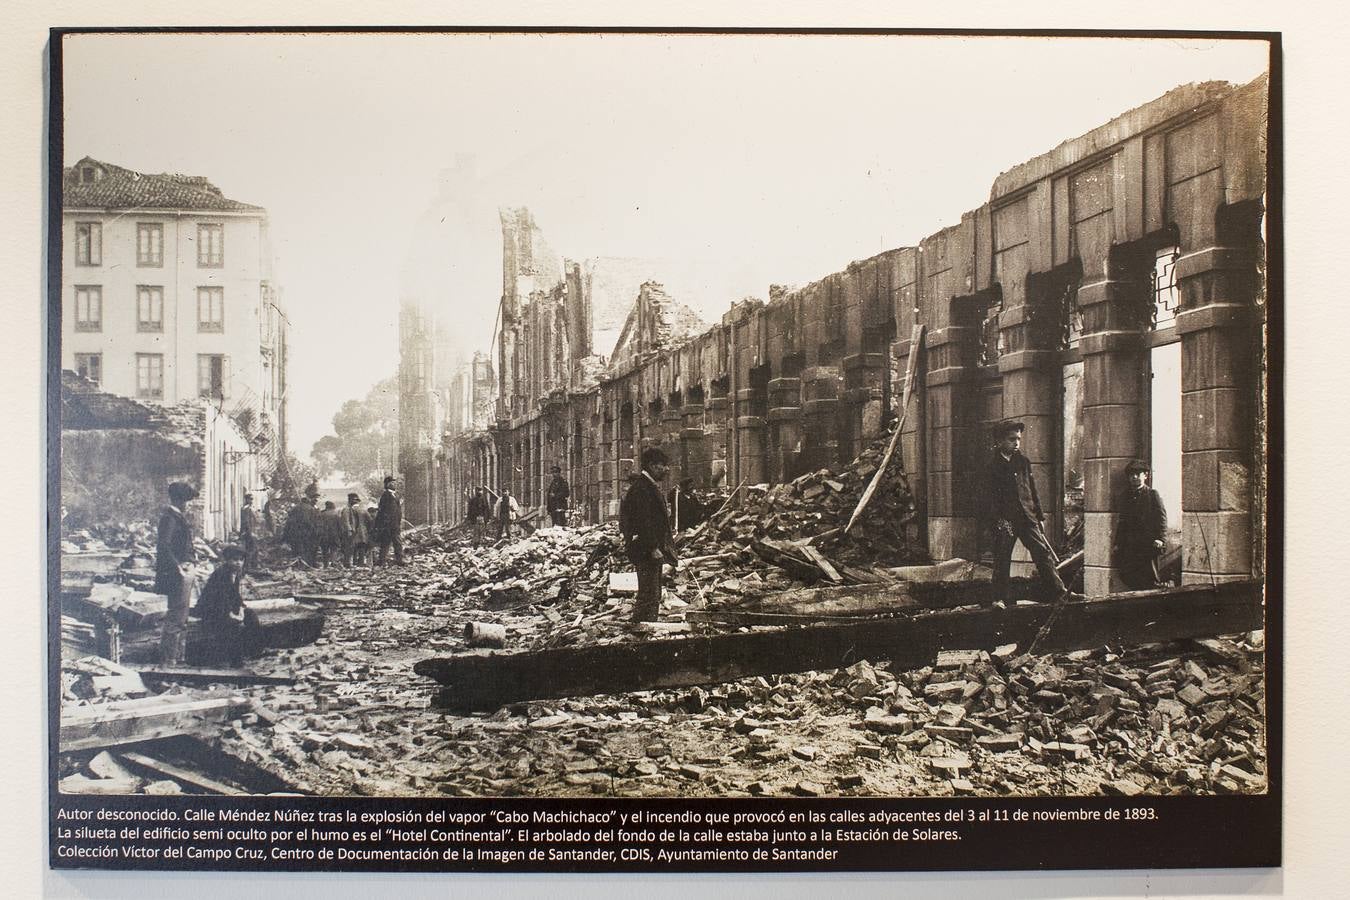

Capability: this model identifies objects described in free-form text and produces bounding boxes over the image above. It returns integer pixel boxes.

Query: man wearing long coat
[619,448,677,623]
[372,476,404,566]
[156,481,198,665]
[341,492,370,566]
[1115,460,1168,589]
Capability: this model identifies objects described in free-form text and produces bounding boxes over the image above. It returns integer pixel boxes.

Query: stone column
[767,376,802,482]
[924,325,981,561]
[801,367,842,473]
[1075,276,1148,596]
[1176,246,1257,584]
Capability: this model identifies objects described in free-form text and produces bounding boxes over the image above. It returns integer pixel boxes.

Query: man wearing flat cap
[1115,460,1168,590]
[985,421,1077,604]
[194,544,250,667]
[156,481,198,665]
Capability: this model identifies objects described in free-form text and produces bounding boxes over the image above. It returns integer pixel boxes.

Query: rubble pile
[681,426,925,589]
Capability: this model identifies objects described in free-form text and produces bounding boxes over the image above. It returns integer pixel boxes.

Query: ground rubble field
[55,517,1265,801]
[58,431,1262,799]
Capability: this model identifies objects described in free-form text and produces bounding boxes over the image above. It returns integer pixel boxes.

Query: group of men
[280,477,405,568]
[462,465,573,545]
[985,419,1171,603]
[152,475,407,666]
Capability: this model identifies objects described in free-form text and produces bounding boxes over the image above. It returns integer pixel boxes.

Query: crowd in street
[150,417,1174,666]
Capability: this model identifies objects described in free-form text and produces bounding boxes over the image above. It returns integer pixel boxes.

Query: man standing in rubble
[546,465,570,527]
[342,492,370,566]
[620,448,677,623]
[495,487,521,540]
[985,420,1079,604]
[1115,459,1169,589]
[156,481,198,666]
[372,475,404,566]
[239,492,258,571]
[466,486,490,546]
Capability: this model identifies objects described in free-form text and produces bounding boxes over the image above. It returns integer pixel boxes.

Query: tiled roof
[63,157,265,213]
[61,370,165,429]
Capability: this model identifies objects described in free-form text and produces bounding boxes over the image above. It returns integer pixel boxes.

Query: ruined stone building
[440,77,1268,596]
[60,158,290,537]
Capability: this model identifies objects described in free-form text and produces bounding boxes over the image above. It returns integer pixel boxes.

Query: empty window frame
[74,352,102,385]
[137,285,164,332]
[197,286,224,332]
[197,223,224,267]
[198,353,226,398]
[73,285,102,332]
[137,222,164,267]
[75,222,101,266]
[136,353,164,399]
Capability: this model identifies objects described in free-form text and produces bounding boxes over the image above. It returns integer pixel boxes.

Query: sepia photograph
[47,26,1278,871]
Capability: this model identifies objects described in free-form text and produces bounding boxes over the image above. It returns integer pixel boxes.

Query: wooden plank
[416,581,1263,711]
[801,546,843,583]
[688,610,877,627]
[116,750,247,796]
[60,692,250,752]
[134,666,296,687]
[730,577,1038,617]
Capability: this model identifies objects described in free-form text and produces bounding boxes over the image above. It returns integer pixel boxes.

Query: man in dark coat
[372,476,404,566]
[342,492,370,566]
[318,500,346,567]
[466,487,491,546]
[984,421,1077,604]
[1115,460,1168,590]
[239,492,258,571]
[193,544,248,667]
[156,481,198,665]
[619,448,676,623]
[546,466,571,527]
[281,496,320,567]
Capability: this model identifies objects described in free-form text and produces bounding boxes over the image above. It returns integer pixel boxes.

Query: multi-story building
[60,157,289,537]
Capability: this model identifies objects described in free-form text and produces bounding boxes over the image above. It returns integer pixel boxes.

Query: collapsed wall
[448,76,1269,596]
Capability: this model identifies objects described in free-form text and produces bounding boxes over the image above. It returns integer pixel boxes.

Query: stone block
[1182,388,1250,452]
[1182,326,1251,392]
[928,516,979,562]
[1182,511,1253,577]
[1082,404,1143,459]
[1083,512,1119,569]
[1083,352,1145,406]
[1182,449,1252,513]
[1083,565,1117,598]
[1083,457,1133,512]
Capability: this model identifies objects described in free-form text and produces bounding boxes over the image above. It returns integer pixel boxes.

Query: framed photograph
[48,27,1279,873]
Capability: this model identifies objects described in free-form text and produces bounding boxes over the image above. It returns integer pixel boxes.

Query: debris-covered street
[58,447,1268,800]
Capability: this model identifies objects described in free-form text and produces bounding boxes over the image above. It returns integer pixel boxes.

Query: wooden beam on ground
[687,610,877,627]
[59,692,252,753]
[416,581,1263,711]
[727,577,1038,617]
[116,750,247,796]
[134,666,296,687]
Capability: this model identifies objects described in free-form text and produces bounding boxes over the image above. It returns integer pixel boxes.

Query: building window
[198,354,226,398]
[197,223,224,267]
[136,353,164,399]
[1151,246,1181,330]
[75,222,101,266]
[74,353,102,385]
[137,223,164,267]
[197,286,224,332]
[137,285,164,332]
[73,286,102,332]
[80,166,97,184]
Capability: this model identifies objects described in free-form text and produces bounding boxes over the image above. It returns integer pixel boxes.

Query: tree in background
[267,452,318,502]
[310,375,400,482]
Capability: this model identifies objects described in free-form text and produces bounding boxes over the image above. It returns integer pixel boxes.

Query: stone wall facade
[442,77,1268,595]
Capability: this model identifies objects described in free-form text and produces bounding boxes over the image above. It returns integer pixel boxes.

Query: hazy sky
[61,32,1268,460]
